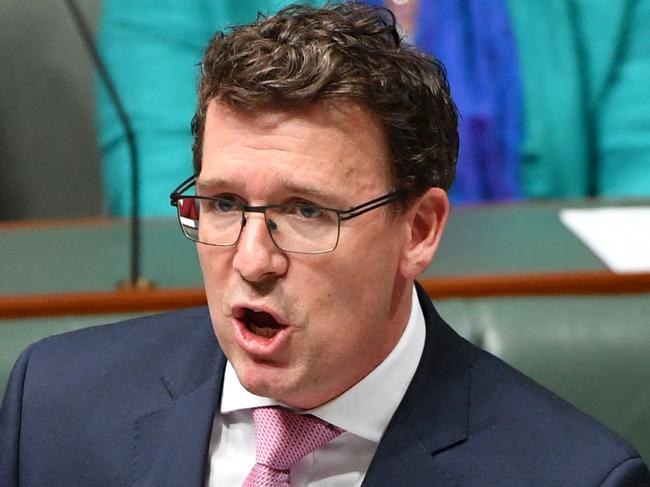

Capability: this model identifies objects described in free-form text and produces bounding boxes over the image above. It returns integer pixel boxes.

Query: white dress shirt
[206,287,426,486]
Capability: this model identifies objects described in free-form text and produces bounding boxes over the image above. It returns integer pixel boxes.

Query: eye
[296,204,323,219]
[212,198,240,213]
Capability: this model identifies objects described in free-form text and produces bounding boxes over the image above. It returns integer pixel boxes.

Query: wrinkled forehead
[199,99,393,194]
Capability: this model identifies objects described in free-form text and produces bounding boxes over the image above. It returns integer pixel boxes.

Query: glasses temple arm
[339,191,404,220]
[170,174,198,206]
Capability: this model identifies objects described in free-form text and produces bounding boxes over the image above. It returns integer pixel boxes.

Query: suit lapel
[133,374,222,486]
[360,418,461,487]
[362,284,471,487]
[132,309,227,487]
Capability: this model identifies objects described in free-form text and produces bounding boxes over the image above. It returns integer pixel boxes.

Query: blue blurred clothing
[366,0,523,203]
[417,0,523,203]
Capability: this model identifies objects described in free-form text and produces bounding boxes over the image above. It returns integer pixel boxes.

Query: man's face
[198,100,416,409]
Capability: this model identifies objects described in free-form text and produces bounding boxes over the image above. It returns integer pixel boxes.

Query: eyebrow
[195,177,339,204]
[195,177,228,193]
[281,182,335,201]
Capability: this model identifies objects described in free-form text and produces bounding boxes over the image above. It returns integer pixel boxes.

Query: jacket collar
[132,308,226,486]
[362,283,470,486]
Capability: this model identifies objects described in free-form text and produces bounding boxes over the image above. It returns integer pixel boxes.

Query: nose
[232,213,288,283]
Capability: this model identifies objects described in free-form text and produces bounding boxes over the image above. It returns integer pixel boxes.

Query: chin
[235,357,296,401]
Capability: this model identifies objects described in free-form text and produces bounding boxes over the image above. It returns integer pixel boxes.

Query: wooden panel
[0,288,206,319]
[420,271,650,298]
[1,271,649,319]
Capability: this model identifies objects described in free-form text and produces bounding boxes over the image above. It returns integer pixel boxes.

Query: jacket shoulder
[462,343,648,485]
[19,306,220,413]
[1,307,222,486]
[415,288,649,485]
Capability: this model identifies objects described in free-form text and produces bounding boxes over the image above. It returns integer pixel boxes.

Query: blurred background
[1,0,649,462]
[1,0,648,220]
[0,0,102,219]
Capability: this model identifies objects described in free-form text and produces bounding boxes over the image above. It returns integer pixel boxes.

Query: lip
[230,303,291,358]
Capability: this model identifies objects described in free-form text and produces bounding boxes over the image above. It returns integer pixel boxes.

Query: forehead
[199,100,391,198]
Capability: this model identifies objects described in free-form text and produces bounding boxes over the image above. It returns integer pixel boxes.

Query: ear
[398,187,449,279]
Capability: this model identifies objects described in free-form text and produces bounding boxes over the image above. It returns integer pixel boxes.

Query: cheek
[197,246,211,278]
[198,247,228,287]
[323,228,404,322]
[299,253,389,327]
[197,248,233,327]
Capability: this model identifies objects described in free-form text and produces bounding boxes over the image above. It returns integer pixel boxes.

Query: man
[1,3,648,486]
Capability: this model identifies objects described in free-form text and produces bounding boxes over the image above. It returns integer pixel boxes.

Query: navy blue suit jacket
[1,285,649,486]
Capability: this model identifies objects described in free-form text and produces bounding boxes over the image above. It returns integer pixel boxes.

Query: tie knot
[252,407,343,471]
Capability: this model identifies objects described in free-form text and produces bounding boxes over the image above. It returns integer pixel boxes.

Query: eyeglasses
[170,175,404,254]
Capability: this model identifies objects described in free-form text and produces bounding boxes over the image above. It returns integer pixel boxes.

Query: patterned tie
[242,407,343,487]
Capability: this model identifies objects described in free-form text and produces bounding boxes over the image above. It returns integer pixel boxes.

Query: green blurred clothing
[508,0,650,199]
[96,0,322,216]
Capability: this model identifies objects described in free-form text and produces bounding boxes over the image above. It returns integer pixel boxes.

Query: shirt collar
[220,285,426,443]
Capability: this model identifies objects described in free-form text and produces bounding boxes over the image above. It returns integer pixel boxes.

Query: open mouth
[240,308,287,339]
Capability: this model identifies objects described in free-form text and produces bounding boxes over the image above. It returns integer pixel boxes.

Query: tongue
[246,310,283,338]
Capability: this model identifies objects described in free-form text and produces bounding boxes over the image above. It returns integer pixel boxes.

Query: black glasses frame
[170,174,404,253]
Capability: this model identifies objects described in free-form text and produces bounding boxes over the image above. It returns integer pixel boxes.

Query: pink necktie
[242,407,343,487]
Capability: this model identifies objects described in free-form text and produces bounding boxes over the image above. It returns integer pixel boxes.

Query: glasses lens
[177,197,242,246]
[267,205,339,253]
[177,197,200,241]
[176,198,340,253]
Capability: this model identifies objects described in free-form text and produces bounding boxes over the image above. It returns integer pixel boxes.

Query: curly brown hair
[191,2,458,196]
